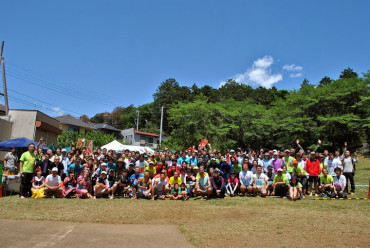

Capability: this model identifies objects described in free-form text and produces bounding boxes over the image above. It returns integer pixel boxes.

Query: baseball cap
[101,162,107,166]
[129,162,135,167]
[193,166,199,170]
[211,158,216,161]
[267,165,273,169]
[149,161,154,164]
[284,149,290,153]
[268,150,273,154]
[222,158,227,162]
[310,151,316,155]
[75,157,81,161]
[214,168,220,173]
[292,160,298,165]
[101,171,107,175]
[264,152,270,156]
[109,169,115,173]
[52,167,58,172]
[117,158,124,163]
[277,168,283,172]
[230,149,235,153]
[61,149,67,152]
[273,152,278,155]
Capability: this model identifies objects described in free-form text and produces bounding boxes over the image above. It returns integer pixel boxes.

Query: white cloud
[219,55,283,88]
[282,64,303,71]
[290,73,303,78]
[52,107,64,116]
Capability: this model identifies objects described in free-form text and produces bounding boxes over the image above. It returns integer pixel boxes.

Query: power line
[6,62,124,102]
[7,71,120,107]
[8,95,69,115]
[7,88,84,116]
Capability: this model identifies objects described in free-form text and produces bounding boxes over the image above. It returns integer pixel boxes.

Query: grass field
[0,157,369,247]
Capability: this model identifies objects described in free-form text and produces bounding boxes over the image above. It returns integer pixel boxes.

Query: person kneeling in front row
[331,167,347,199]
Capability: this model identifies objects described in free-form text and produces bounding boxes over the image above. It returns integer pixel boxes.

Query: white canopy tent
[101,140,155,155]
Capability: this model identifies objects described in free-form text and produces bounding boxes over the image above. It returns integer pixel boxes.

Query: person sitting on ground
[288,176,302,201]
[44,167,62,198]
[239,164,254,196]
[210,168,225,198]
[94,171,111,199]
[272,168,288,197]
[226,172,239,197]
[193,166,212,199]
[251,165,269,197]
[185,169,196,197]
[151,172,168,200]
[170,183,183,200]
[132,170,152,200]
[266,165,275,196]
[319,168,334,196]
[169,171,182,189]
[62,171,77,198]
[180,183,189,200]
[76,169,92,199]
[111,169,131,199]
[31,167,45,199]
[332,167,347,199]
[107,169,116,198]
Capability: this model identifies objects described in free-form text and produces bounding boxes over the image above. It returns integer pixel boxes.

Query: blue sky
[1,1,369,118]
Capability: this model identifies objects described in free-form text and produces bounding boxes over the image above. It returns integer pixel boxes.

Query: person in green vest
[19,143,37,198]
[319,168,333,196]
[282,149,295,173]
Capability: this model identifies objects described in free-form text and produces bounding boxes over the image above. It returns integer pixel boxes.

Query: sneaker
[110,195,114,199]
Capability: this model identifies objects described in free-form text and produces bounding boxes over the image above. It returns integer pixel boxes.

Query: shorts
[308,176,319,183]
[95,188,109,196]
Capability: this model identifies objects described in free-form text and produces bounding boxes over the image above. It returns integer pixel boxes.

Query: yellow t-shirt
[144,166,156,177]
[196,172,209,179]
[169,176,182,185]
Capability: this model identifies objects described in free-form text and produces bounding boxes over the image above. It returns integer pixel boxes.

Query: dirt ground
[0,219,194,248]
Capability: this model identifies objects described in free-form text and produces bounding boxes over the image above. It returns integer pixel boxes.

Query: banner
[198,139,208,150]
[86,140,93,153]
[76,138,85,149]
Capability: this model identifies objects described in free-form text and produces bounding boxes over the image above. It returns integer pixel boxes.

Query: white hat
[230,149,235,153]
[101,163,107,166]
[52,167,58,172]
[101,171,107,175]
[277,168,283,172]
[61,149,67,152]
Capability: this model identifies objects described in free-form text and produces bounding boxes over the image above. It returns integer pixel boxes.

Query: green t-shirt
[20,151,36,173]
[170,188,182,195]
[232,164,242,174]
[292,166,307,177]
[320,174,333,184]
[273,174,288,185]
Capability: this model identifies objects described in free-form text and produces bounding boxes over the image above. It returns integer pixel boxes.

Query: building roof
[134,129,159,137]
[88,122,120,132]
[55,114,93,130]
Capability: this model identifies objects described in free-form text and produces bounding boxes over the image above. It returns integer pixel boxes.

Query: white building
[121,128,168,149]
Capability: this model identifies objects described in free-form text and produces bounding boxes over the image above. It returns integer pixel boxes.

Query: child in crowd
[288,176,302,201]
[226,172,239,197]
[180,183,189,200]
[170,183,183,200]
[62,172,77,198]
[31,168,45,199]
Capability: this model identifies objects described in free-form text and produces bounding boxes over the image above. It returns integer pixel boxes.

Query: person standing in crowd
[292,160,307,198]
[44,167,62,198]
[60,149,70,179]
[19,143,37,198]
[271,152,282,173]
[305,152,321,196]
[342,148,358,195]
[37,153,52,178]
[220,158,231,181]
[282,149,294,174]
[135,155,148,173]
[262,152,273,172]
[4,146,18,174]
[50,156,64,180]
[68,157,83,179]
[266,165,275,196]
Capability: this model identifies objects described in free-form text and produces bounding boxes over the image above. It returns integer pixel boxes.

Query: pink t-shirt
[228,177,239,186]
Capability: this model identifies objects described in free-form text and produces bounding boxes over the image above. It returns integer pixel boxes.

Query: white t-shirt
[45,174,61,187]
[239,170,253,186]
[252,173,268,188]
[135,160,148,169]
[153,177,168,188]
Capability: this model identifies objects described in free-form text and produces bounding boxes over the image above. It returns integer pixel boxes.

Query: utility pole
[159,106,164,147]
[136,110,139,130]
[0,41,9,115]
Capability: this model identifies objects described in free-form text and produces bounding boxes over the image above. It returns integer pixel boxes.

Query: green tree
[57,130,115,149]
[340,67,358,79]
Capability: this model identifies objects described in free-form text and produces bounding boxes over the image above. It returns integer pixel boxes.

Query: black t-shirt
[116,175,130,187]
[97,176,107,185]
[107,175,115,187]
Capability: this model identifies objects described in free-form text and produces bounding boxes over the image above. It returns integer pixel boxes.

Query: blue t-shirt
[68,163,82,174]
[130,173,143,185]
[107,162,116,171]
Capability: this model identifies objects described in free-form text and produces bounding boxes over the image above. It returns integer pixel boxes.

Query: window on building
[145,137,154,146]
[68,125,80,133]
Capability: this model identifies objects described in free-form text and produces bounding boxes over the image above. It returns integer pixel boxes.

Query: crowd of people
[12,138,359,201]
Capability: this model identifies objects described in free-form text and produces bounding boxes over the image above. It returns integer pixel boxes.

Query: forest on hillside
[86,68,370,151]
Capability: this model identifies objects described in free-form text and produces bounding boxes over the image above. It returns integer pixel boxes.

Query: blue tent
[0,137,48,151]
